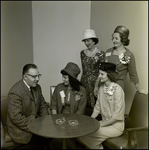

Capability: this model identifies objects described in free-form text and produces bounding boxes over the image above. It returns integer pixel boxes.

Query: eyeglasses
[27,74,42,79]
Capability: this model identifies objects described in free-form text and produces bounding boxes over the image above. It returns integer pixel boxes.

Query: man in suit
[6,63,50,149]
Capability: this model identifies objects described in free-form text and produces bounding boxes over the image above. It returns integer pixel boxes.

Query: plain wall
[1,1,147,115]
[90,1,148,114]
[32,1,91,103]
[1,1,33,96]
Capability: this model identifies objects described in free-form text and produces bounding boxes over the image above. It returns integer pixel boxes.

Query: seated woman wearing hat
[77,62,125,149]
[51,62,87,115]
[50,62,87,149]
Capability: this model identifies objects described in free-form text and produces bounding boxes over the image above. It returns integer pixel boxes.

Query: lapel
[70,89,75,113]
[110,48,121,65]
[22,80,35,101]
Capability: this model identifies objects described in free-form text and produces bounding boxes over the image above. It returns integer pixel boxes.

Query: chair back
[125,91,148,128]
[50,86,56,103]
[1,98,8,126]
[1,97,24,149]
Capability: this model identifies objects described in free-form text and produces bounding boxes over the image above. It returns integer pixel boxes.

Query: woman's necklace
[85,47,99,57]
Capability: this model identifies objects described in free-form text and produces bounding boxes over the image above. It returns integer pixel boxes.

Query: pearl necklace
[85,47,99,57]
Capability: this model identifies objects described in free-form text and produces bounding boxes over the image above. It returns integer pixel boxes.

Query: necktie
[30,87,34,98]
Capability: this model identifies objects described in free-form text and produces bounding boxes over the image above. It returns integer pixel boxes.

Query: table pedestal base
[62,138,67,149]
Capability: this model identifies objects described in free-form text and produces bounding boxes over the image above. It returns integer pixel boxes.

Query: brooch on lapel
[119,53,130,64]
[73,90,83,101]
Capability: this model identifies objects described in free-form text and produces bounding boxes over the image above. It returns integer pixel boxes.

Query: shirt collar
[23,79,30,91]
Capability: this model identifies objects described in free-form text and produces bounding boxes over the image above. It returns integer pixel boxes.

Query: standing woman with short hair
[94,25,143,93]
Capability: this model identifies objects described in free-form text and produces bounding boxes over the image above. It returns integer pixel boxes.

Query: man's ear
[23,74,27,80]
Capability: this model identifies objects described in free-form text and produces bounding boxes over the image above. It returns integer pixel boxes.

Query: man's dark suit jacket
[6,79,49,144]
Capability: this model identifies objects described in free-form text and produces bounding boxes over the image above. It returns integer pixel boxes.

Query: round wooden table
[28,114,99,149]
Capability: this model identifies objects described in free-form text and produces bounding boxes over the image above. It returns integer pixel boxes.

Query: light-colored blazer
[6,79,49,144]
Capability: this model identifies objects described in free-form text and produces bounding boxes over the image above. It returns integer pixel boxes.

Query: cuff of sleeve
[91,111,99,118]
[135,83,139,88]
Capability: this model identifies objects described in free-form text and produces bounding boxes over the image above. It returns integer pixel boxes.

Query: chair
[1,97,22,149]
[49,86,66,147]
[102,91,148,149]
[50,86,56,102]
[46,86,56,115]
[48,86,56,112]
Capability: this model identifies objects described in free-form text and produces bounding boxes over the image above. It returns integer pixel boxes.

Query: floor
[49,138,109,149]
[49,138,86,149]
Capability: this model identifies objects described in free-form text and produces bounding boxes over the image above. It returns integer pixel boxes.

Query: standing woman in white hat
[80,29,105,114]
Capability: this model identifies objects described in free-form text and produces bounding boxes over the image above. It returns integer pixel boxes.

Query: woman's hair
[119,33,130,46]
[112,33,130,46]
[106,70,117,82]
[61,70,82,91]
[91,38,99,45]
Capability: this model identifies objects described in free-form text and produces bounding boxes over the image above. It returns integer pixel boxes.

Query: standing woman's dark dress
[80,48,105,109]
[80,29,105,112]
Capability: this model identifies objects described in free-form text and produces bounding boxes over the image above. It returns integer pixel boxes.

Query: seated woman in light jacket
[77,62,125,149]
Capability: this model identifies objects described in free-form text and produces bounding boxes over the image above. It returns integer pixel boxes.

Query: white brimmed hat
[82,29,98,41]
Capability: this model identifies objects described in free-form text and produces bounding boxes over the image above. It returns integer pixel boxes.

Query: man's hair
[22,64,37,76]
